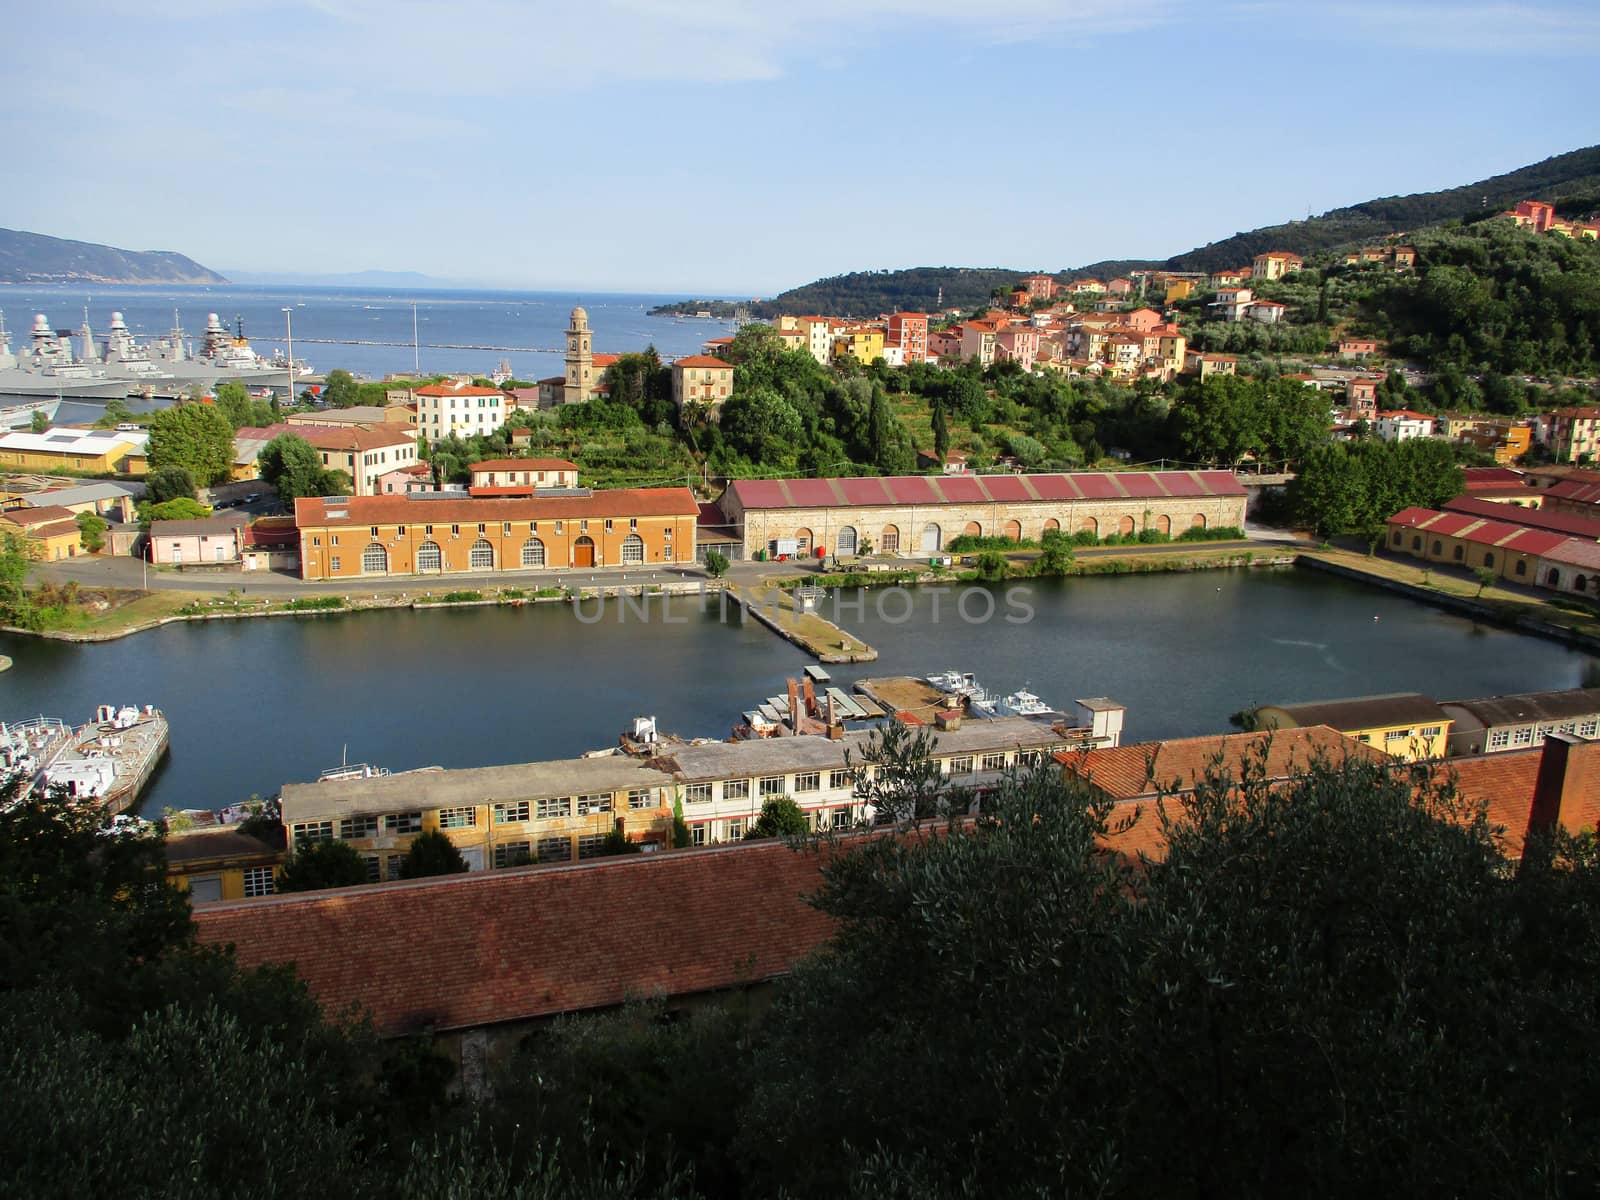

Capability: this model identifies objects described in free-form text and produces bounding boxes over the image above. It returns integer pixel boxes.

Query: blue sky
[4,0,1596,295]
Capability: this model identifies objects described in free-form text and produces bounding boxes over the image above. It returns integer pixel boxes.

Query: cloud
[1237,1,1600,54]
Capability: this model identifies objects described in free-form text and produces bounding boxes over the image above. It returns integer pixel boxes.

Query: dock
[853,676,951,722]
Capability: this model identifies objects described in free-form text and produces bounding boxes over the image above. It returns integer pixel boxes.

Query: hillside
[1164,144,1600,272]
[0,228,227,285]
[691,145,1600,318]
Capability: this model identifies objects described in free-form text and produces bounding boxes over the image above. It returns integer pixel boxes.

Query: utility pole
[282,307,294,406]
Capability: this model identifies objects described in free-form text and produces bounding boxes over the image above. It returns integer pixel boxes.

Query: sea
[0,282,735,424]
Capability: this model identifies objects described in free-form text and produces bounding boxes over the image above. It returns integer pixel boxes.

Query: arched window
[521,537,546,567]
[1192,513,1208,529]
[1431,540,1442,556]
[1412,536,1422,552]
[794,527,813,554]
[1548,567,1561,587]
[416,540,442,572]
[1513,559,1524,576]
[881,524,900,553]
[1154,515,1170,536]
[836,526,858,556]
[921,523,942,553]
[621,533,645,564]
[361,543,387,574]
[1004,519,1023,541]
[1391,531,1402,546]
[468,539,494,569]
[1117,515,1136,536]
[1080,517,1099,538]
[963,521,983,538]
[1485,553,1496,570]
[1578,576,1589,593]
[1453,545,1464,561]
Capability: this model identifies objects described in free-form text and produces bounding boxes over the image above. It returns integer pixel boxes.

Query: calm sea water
[1,569,1592,818]
[0,282,730,423]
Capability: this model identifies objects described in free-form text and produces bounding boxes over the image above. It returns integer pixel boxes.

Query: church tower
[564,306,594,403]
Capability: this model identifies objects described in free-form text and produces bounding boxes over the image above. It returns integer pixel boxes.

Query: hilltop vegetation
[0,227,226,285]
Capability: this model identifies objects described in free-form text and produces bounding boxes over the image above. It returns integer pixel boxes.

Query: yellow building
[1164,279,1194,303]
[830,326,885,363]
[165,825,286,902]
[1254,692,1452,762]
[0,504,84,561]
[0,428,148,474]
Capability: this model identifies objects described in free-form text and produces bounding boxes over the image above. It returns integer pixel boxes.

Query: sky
[4,0,1597,296]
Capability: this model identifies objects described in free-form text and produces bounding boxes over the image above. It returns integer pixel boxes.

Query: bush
[945,534,1036,553]
[1176,525,1245,542]
[285,596,345,612]
[397,831,468,879]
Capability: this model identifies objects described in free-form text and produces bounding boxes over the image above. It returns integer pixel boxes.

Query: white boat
[0,396,61,429]
[969,688,1002,717]
[926,670,979,696]
[318,762,390,782]
[997,687,1055,717]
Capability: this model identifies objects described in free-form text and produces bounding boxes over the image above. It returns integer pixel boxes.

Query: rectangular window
[1511,726,1536,747]
[1580,719,1599,738]
[555,520,563,534]
[385,856,406,881]
[370,526,378,537]
[576,833,608,859]
[330,557,341,572]
[684,782,712,804]
[397,525,405,536]
[536,836,569,863]
[340,815,378,839]
[438,806,476,829]
[832,809,853,830]
[760,775,785,797]
[536,796,570,819]
[723,778,750,800]
[726,819,745,841]
[794,772,820,792]
[605,519,613,531]
[386,811,422,834]
[828,769,852,790]
[503,522,512,535]
[691,825,707,847]
[451,524,460,536]
[628,788,652,809]
[478,523,485,534]
[242,866,275,897]
[494,801,531,824]
[363,855,382,883]
[292,820,333,844]
[493,841,532,868]
[312,536,321,546]
[949,755,974,775]
[425,525,433,535]
[981,752,1006,771]
[1419,726,1442,740]
[580,519,588,532]
[629,517,638,529]
[577,793,612,815]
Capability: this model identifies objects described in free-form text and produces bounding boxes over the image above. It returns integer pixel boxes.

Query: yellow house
[1164,279,1194,303]
[0,427,149,474]
[165,825,286,903]
[1254,692,1452,762]
[831,326,886,363]
[0,504,84,561]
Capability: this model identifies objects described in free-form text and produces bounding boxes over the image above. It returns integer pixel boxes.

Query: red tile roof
[725,470,1244,512]
[294,487,698,528]
[192,841,837,1037]
[414,384,504,398]
[1443,495,1600,540]
[1544,479,1600,506]
[470,458,578,473]
[2,504,76,527]
[1537,538,1600,570]
[1462,467,1527,491]
[673,355,733,369]
[1448,743,1600,858]
[1058,727,1387,801]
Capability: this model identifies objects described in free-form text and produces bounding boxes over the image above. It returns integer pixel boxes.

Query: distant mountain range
[720,145,1600,317]
[221,268,459,288]
[0,227,227,285]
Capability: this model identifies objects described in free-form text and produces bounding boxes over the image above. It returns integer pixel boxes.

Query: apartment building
[277,715,1092,879]
[414,381,506,439]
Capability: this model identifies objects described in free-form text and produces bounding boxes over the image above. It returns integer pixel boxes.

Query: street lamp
[282,307,294,406]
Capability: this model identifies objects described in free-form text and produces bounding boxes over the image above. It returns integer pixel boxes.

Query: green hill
[0,227,227,285]
[686,146,1600,319]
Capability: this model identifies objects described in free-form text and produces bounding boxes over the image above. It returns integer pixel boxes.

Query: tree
[751,795,810,839]
[703,549,729,579]
[145,466,196,504]
[274,839,368,893]
[397,830,468,879]
[599,826,642,857]
[259,433,347,505]
[75,512,107,554]
[931,398,950,463]
[672,795,692,849]
[1474,566,1497,597]
[1035,527,1074,576]
[146,402,235,487]
[844,720,949,830]
[93,398,133,429]
[0,531,34,621]
[323,369,360,409]
[29,409,49,433]
[140,497,209,528]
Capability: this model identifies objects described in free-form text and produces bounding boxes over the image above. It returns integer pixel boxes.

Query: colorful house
[1254,693,1452,762]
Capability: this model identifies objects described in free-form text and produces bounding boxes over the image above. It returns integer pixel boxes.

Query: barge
[34,704,170,816]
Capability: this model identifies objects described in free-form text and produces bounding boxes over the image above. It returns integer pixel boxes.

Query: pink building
[886,312,929,363]
[1123,307,1161,333]
[994,327,1039,371]
[1107,277,1134,296]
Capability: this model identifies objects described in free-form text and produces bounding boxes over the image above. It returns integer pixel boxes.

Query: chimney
[788,678,801,734]
[1522,732,1588,873]
[803,675,817,717]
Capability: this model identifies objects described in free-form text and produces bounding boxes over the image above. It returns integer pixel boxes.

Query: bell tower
[564,305,594,403]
